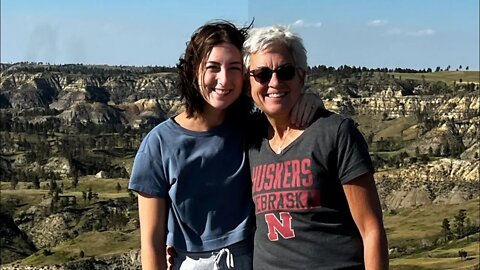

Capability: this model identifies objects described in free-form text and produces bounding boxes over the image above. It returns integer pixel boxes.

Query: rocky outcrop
[57,102,127,125]
[9,157,72,181]
[18,212,78,249]
[461,142,479,160]
[14,199,137,250]
[386,188,432,209]
[376,158,479,210]
[0,69,178,130]
[402,122,466,156]
[323,92,479,122]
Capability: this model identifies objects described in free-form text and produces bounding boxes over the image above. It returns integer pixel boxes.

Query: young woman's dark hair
[177,20,252,121]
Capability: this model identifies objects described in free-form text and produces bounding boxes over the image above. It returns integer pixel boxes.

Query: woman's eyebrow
[206,60,243,65]
[229,61,243,66]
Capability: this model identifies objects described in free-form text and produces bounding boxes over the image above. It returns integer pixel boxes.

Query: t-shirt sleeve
[128,140,168,198]
[336,118,374,184]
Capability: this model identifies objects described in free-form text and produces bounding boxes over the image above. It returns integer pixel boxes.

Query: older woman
[244,25,388,270]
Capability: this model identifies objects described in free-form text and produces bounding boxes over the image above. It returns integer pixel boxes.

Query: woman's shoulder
[148,118,177,135]
[310,109,349,128]
[139,118,178,145]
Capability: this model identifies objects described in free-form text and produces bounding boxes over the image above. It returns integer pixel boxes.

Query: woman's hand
[290,92,324,128]
[166,245,177,270]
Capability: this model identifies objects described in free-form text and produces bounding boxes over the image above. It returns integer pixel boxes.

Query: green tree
[49,199,56,214]
[87,187,93,203]
[11,177,19,190]
[71,170,79,189]
[366,132,374,145]
[441,218,452,242]
[32,175,40,189]
[382,112,389,121]
[49,179,58,195]
[453,209,467,239]
[116,182,122,193]
[82,191,87,203]
[442,142,451,156]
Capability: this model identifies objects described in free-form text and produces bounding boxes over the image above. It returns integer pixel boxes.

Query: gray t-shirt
[129,117,254,252]
[248,110,373,269]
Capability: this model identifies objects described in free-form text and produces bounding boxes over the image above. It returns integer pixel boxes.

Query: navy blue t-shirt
[129,117,254,252]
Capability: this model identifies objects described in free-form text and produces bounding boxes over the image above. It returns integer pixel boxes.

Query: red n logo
[264,212,295,241]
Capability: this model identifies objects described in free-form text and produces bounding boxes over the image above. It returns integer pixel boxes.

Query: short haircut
[176,20,250,118]
[243,25,307,71]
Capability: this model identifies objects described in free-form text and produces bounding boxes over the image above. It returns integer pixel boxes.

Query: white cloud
[369,18,434,37]
[386,27,435,37]
[368,19,388,26]
[290,19,322,28]
[292,19,305,27]
[406,28,435,36]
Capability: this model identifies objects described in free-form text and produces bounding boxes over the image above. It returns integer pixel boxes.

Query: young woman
[128,21,320,270]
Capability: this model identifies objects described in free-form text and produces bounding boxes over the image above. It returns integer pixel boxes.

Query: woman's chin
[205,101,236,112]
[262,104,293,118]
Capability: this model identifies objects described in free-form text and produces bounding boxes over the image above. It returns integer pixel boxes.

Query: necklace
[275,128,291,154]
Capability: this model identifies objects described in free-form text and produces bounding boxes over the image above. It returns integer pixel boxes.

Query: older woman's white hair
[243,25,308,71]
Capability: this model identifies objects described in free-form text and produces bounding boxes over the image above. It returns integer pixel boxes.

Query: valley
[0,63,478,269]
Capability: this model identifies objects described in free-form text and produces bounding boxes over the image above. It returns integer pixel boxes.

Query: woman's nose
[217,68,229,85]
[268,72,281,87]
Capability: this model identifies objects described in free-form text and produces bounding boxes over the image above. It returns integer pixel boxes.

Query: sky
[2,0,479,70]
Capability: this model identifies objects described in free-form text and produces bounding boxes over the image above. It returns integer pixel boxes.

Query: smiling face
[248,43,305,119]
[197,42,244,114]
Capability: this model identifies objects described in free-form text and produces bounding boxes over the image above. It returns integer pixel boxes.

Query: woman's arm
[343,173,389,270]
[138,192,167,270]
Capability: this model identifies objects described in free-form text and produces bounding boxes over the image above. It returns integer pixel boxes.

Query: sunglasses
[248,64,296,84]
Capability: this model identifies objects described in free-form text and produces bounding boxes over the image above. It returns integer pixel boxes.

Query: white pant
[173,241,252,270]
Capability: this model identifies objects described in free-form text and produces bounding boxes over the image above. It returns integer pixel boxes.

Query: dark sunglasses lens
[277,65,295,81]
[256,68,273,83]
[251,65,296,84]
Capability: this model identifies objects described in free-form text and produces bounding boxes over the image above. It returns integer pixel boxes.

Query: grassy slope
[1,177,131,216]
[386,199,480,270]
[353,115,418,141]
[390,71,480,84]
[21,230,140,266]
[386,200,479,245]
[390,239,479,270]
[353,115,420,157]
